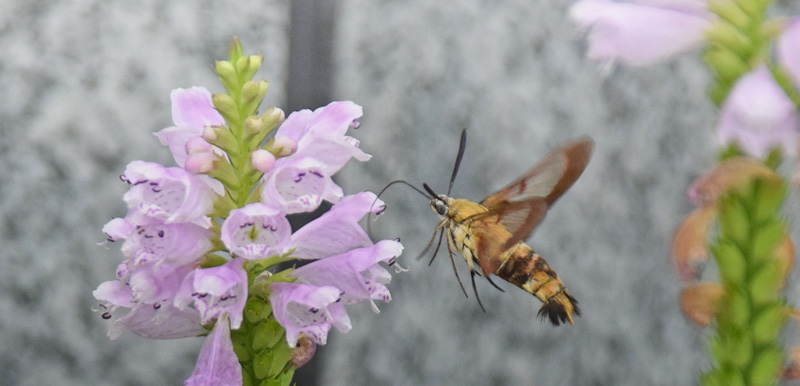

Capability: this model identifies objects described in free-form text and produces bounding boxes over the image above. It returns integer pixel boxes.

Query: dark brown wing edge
[542,137,593,206]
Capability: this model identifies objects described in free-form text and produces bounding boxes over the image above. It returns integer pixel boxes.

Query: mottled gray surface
[3,0,800,386]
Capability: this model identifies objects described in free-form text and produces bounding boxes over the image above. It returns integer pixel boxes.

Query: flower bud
[215,60,237,95]
[261,107,285,132]
[706,21,754,58]
[241,80,269,116]
[270,136,297,157]
[680,282,725,326]
[236,54,263,82]
[212,93,239,125]
[228,37,244,63]
[202,125,238,155]
[251,149,276,173]
[185,137,212,155]
[672,205,717,282]
[687,158,780,206]
[185,152,216,174]
[243,115,265,137]
[703,48,748,83]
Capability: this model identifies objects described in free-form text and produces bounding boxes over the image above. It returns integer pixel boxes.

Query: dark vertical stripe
[284,1,338,385]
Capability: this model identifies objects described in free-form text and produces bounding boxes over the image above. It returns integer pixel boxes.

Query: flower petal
[570,0,710,67]
[107,302,205,340]
[184,316,242,386]
[220,203,291,260]
[289,192,384,260]
[672,205,717,282]
[291,240,404,312]
[261,157,344,214]
[778,18,800,90]
[170,87,225,129]
[269,283,352,347]
[717,65,799,157]
[687,157,782,206]
[175,259,248,329]
[679,282,725,327]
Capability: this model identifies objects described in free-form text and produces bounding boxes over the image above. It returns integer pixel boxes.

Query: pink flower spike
[269,283,352,347]
[184,315,242,386]
[251,149,276,173]
[291,240,404,313]
[122,161,215,227]
[289,192,385,260]
[718,65,798,158]
[261,157,344,214]
[570,0,711,67]
[174,258,248,329]
[778,18,800,89]
[220,203,291,260]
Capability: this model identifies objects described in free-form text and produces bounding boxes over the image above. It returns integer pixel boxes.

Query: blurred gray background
[2,0,800,385]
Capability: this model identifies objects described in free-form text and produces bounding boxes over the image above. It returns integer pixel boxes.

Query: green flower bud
[216,60,239,95]
[237,54,264,82]
[244,298,272,324]
[261,107,285,132]
[727,290,751,329]
[752,179,786,223]
[706,21,754,58]
[708,0,750,29]
[747,347,783,385]
[252,318,285,351]
[209,157,239,190]
[713,240,747,286]
[241,80,269,116]
[718,195,750,246]
[229,37,244,63]
[751,305,786,344]
[704,48,749,84]
[213,93,241,126]
[748,263,780,306]
[750,219,783,264]
[204,125,239,156]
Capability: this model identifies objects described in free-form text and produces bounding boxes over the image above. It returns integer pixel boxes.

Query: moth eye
[436,202,447,215]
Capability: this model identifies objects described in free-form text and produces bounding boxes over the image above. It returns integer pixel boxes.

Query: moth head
[430,195,449,216]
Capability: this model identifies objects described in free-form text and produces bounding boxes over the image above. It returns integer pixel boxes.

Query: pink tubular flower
[570,0,711,67]
[154,87,225,168]
[184,315,242,386]
[121,161,215,227]
[105,217,213,267]
[718,65,798,157]
[269,283,352,347]
[220,203,291,260]
[260,157,344,214]
[289,191,386,260]
[175,258,248,329]
[778,18,800,89]
[275,101,371,175]
[291,240,404,313]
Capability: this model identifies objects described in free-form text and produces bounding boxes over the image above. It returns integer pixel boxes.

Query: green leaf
[268,342,294,377]
[253,350,272,380]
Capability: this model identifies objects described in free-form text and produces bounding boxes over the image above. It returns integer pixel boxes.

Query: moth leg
[416,227,440,262]
[470,270,487,313]
[427,229,446,266]
[445,231,469,298]
[485,276,505,293]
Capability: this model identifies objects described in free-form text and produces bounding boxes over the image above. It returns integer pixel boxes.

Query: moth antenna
[470,270,487,313]
[422,182,439,198]
[485,276,505,293]
[367,179,432,239]
[447,128,468,196]
[444,231,469,299]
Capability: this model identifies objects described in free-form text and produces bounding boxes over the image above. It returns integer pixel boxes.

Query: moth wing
[468,199,548,274]
[481,137,593,208]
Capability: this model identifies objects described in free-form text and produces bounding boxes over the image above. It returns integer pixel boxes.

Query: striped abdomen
[495,242,580,325]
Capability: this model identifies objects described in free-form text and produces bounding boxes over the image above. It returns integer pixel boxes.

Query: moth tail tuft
[537,291,580,326]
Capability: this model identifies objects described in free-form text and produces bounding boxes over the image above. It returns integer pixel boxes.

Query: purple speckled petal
[184,316,242,386]
[107,302,205,340]
[122,161,215,226]
[175,259,248,329]
[128,262,194,305]
[120,218,213,267]
[261,157,344,214]
[220,203,291,260]
[291,240,404,313]
[289,192,385,260]
[269,283,352,347]
[718,65,798,157]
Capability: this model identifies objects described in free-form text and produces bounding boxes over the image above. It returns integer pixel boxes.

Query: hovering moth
[419,129,593,326]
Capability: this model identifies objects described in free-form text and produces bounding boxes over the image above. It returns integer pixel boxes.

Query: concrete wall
[2,0,799,385]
